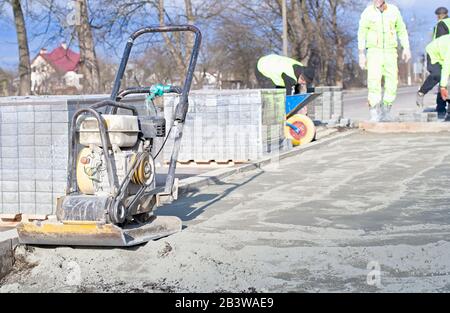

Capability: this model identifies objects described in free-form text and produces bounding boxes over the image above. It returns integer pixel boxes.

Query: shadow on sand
[155,169,265,222]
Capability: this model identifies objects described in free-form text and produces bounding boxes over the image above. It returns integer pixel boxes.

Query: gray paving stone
[19,192,36,205]
[18,135,34,146]
[35,135,52,146]
[2,147,18,158]
[36,192,52,204]
[1,170,18,181]
[2,181,18,192]
[18,112,34,123]
[19,180,35,192]
[35,181,52,192]
[3,192,19,203]
[17,123,34,135]
[0,124,18,136]
[1,113,17,123]
[51,123,69,135]
[35,112,52,123]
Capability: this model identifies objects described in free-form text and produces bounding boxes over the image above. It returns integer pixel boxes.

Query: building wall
[31,56,82,94]
[31,56,55,94]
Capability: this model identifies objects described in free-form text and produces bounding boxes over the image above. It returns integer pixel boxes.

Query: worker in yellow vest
[417,7,450,118]
[358,0,411,122]
[257,54,315,96]
[426,35,450,121]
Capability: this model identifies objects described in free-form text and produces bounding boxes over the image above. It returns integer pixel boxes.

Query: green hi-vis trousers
[367,48,398,107]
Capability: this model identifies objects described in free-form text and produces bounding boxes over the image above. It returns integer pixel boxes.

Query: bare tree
[225,0,362,87]
[153,0,219,85]
[0,0,406,92]
[329,0,344,87]
[10,0,31,95]
[75,0,101,93]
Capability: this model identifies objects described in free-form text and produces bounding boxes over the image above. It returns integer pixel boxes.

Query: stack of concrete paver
[0,87,342,216]
[307,86,344,122]
[0,95,129,216]
[163,89,290,163]
[0,98,68,216]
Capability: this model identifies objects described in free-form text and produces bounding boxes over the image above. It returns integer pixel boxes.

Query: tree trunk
[184,0,194,24]
[11,0,31,96]
[158,0,187,75]
[183,0,200,84]
[330,0,344,87]
[287,0,313,63]
[76,0,100,93]
[184,0,195,63]
[157,0,199,84]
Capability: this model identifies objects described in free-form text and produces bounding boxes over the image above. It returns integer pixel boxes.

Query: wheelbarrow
[284,93,320,146]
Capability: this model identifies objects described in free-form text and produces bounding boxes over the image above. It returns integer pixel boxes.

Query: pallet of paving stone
[163,89,287,163]
[164,160,247,166]
[307,86,343,122]
[171,158,252,165]
[20,214,49,222]
[0,213,48,227]
[188,160,248,165]
[0,95,150,217]
[0,214,22,227]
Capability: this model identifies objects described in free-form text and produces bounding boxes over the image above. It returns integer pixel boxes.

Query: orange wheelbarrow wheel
[285,114,316,146]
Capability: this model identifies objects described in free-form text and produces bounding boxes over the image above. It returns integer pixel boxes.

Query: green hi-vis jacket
[358,3,410,51]
[257,54,303,87]
[433,18,450,40]
[426,35,450,87]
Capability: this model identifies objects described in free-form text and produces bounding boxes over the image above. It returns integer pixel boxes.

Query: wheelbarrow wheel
[285,114,316,146]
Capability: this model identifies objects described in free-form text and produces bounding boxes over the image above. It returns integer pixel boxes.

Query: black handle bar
[90,100,138,115]
[109,25,202,123]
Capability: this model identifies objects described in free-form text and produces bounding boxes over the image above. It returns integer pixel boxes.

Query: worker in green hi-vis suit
[257,54,315,96]
[358,0,411,122]
[417,7,450,118]
[426,35,450,122]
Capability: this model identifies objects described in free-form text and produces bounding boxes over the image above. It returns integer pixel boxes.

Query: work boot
[369,107,379,122]
[445,114,450,122]
[445,110,450,122]
[444,101,450,122]
[438,111,447,120]
[380,105,393,122]
[416,92,425,109]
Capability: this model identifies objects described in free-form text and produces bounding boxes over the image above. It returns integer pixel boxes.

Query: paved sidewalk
[2,131,450,292]
[344,86,427,121]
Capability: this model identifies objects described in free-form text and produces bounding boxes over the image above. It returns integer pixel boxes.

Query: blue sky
[0,0,448,71]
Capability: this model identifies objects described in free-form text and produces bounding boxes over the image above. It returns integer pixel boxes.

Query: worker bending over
[417,7,450,118]
[358,0,411,122]
[426,35,450,121]
[257,54,315,96]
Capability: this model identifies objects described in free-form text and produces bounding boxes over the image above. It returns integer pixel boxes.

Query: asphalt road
[2,131,450,292]
[343,85,442,121]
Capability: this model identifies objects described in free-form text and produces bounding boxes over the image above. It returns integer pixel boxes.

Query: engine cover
[78,115,140,148]
[76,146,155,196]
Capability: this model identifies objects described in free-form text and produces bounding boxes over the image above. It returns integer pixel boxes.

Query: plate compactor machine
[16,25,202,247]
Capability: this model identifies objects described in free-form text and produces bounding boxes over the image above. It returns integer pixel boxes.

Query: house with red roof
[31,43,83,94]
